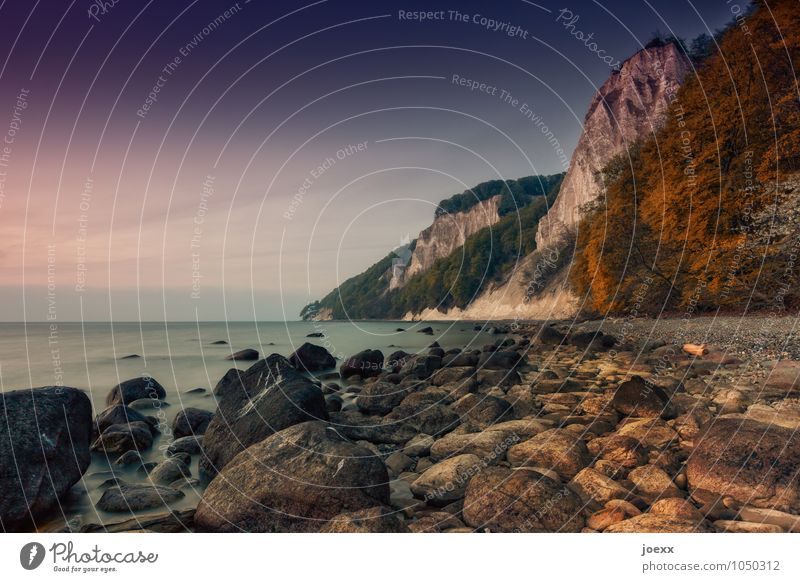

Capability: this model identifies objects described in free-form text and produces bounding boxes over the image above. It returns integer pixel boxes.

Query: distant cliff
[536,42,691,248]
[301,175,563,320]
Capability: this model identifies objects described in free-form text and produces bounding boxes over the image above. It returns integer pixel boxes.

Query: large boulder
[0,387,93,530]
[195,421,390,532]
[477,350,522,370]
[106,376,166,406]
[288,342,336,372]
[463,467,584,532]
[686,418,800,512]
[612,376,675,419]
[507,428,591,479]
[200,355,328,475]
[400,354,442,380]
[356,382,412,415]
[410,454,482,504]
[340,349,384,379]
[171,407,213,438]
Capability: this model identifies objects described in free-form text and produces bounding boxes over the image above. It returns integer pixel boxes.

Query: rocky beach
[3,315,799,534]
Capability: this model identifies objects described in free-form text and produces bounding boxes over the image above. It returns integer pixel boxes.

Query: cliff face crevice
[390,195,502,289]
[536,43,692,248]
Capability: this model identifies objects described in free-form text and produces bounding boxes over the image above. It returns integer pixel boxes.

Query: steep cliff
[536,42,691,248]
[390,196,501,289]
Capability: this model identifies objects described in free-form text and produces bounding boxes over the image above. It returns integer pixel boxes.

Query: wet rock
[320,506,409,533]
[649,498,704,522]
[686,418,800,512]
[340,349,384,379]
[224,348,259,361]
[91,422,153,454]
[443,352,480,368]
[195,422,390,532]
[587,435,648,468]
[148,457,191,485]
[537,325,566,346]
[328,411,418,444]
[403,434,435,456]
[386,351,411,373]
[400,354,442,380]
[587,506,627,531]
[356,382,411,415]
[612,376,675,419]
[452,394,513,428]
[628,465,682,501]
[385,451,415,475]
[477,350,522,370]
[417,326,434,335]
[0,386,93,529]
[409,511,466,532]
[463,467,584,532]
[200,355,328,475]
[385,402,461,437]
[605,514,711,533]
[94,404,150,435]
[616,418,678,448]
[507,428,592,479]
[431,366,475,386]
[430,430,518,463]
[569,467,630,505]
[306,332,324,338]
[172,407,213,438]
[96,483,184,513]
[167,435,203,456]
[114,450,143,466]
[410,454,482,504]
[288,342,336,372]
[106,376,166,406]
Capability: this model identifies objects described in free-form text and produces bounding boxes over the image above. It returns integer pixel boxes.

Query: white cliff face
[390,195,502,289]
[536,43,691,248]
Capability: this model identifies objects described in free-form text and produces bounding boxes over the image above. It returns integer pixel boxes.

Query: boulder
[386,350,411,373]
[686,418,800,512]
[167,435,203,456]
[224,348,259,361]
[463,467,584,532]
[452,394,513,427]
[612,376,675,419]
[106,376,166,406]
[356,382,411,415]
[171,407,213,439]
[97,483,184,512]
[148,457,191,485]
[288,342,336,372]
[0,387,93,529]
[319,506,409,533]
[629,465,682,501]
[401,354,442,380]
[507,428,591,479]
[537,325,565,345]
[477,350,522,370]
[410,454,482,504]
[200,355,328,475]
[328,411,418,444]
[430,430,518,463]
[569,467,631,505]
[340,349,384,379]
[587,434,648,468]
[605,514,711,533]
[385,403,461,437]
[93,404,150,435]
[91,422,153,454]
[443,352,480,368]
[431,366,475,386]
[195,422,390,532]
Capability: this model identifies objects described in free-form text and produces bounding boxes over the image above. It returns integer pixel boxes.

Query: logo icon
[20,542,45,570]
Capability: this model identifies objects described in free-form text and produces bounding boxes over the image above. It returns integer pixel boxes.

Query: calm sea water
[0,320,495,530]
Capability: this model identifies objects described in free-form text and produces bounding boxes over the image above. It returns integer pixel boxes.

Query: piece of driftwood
[682,343,708,356]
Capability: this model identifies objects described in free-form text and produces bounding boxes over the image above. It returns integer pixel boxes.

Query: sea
[0,320,497,530]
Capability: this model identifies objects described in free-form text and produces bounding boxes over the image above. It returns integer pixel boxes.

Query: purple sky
[0,0,737,320]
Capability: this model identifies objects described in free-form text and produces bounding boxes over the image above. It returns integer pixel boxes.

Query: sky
[0,0,739,321]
